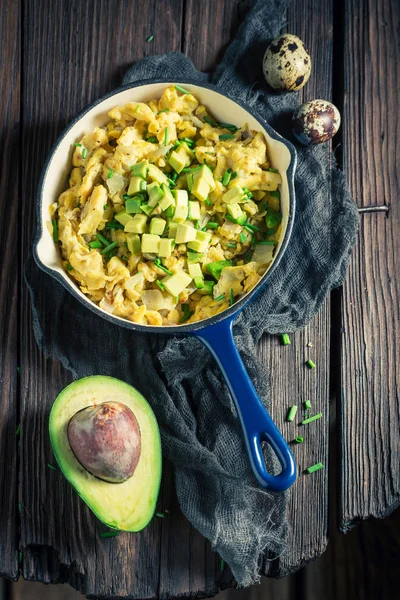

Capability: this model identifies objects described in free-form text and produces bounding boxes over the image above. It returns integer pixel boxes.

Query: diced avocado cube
[115,211,134,227]
[206,259,232,280]
[197,280,215,295]
[125,198,142,213]
[195,230,211,244]
[126,233,141,255]
[140,203,155,216]
[168,151,187,174]
[147,163,168,185]
[191,178,210,202]
[125,271,144,288]
[193,165,215,190]
[158,183,175,211]
[189,201,201,220]
[187,239,209,253]
[175,223,197,244]
[163,272,192,297]
[177,142,195,162]
[165,205,175,218]
[147,182,164,207]
[168,222,179,238]
[172,204,188,223]
[159,238,174,258]
[128,176,145,196]
[172,189,188,206]
[226,203,243,220]
[222,184,245,204]
[124,214,148,233]
[130,160,148,178]
[188,263,203,279]
[141,233,161,254]
[187,251,204,264]
[149,218,166,235]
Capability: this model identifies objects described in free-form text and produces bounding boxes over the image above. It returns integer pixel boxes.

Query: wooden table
[1,0,399,597]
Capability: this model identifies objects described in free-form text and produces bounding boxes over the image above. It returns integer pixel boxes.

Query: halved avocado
[49,376,162,532]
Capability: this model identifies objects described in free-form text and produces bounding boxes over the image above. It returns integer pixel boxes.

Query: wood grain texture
[339,0,400,530]
[0,0,20,582]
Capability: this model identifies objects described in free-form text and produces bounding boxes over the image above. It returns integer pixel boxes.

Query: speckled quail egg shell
[292,100,341,145]
[263,34,312,91]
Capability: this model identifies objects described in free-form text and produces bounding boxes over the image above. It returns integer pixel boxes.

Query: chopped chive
[156,280,165,291]
[171,172,178,182]
[105,220,124,230]
[101,241,119,255]
[295,436,304,444]
[52,219,58,242]
[164,127,169,146]
[218,122,238,131]
[89,241,103,249]
[174,296,179,304]
[147,136,158,143]
[157,108,170,114]
[302,413,322,425]
[66,263,73,271]
[81,147,87,159]
[154,259,173,276]
[231,171,238,179]
[74,142,82,147]
[134,104,140,113]
[155,512,166,518]
[96,233,110,247]
[103,204,109,210]
[180,304,194,323]
[215,294,225,302]
[286,405,298,422]
[304,400,312,410]
[100,530,120,538]
[207,222,218,229]
[172,140,182,150]
[305,462,324,474]
[146,35,154,42]
[229,288,235,306]
[220,558,225,571]
[226,242,237,248]
[281,333,291,346]
[175,85,190,95]
[107,169,114,179]
[239,232,247,243]
[219,134,235,140]
[222,170,232,186]
[258,241,276,245]
[15,424,20,435]
[47,464,57,471]
[243,223,260,233]
[166,177,176,187]
[203,116,218,127]
[269,168,279,173]
[204,198,212,207]
[205,151,215,155]
[269,190,280,198]
[306,359,316,369]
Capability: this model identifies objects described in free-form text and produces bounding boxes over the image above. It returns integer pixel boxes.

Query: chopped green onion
[101,241,119,255]
[166,177,176,187]
[15,424,20,435]
[81,147,87,159]
[180,304,194,323]
[286,405,298,422]
[258,241,276,245]
[281,333,291,346]
[100,531,120,538]
[52,219,58,242]
[74,142,82,147]
[218,122,238,131]
[175,85,190,95]
[204,198,212,207]
[156,512,166,518]
[306,359,316,369]
[121,256,128,262]
[239,232,247,243]
[182,137,195,145]
[66,263,73,271]
[146,35,154,42]
[270,190,280,198]
[174,296,179,304]
[269,168,279,173]
[215,294,225,302]
[229,288,235,306]
[203,116,218,127]
[147,136,158,143]
[164,127,169,146]
[295,436,304,444]
[96,233,110,247]
[47,464,57,471]
[107,169,114,179]
[242,187,253,198]
[103,204,109,210]
[171,172,178,182]
[207,222,218,229]
[157,108,170,114]
[219,134,235,140]
[226,242,237,248]
[105,220,124,230]
[304,400,312,410]
[156,280,166,291]
[222,170,232,186]
[305,462,324,474]
[134,104,140,113]
[302,413,322,425]
[172,140,182,150]
[89,241,103,249]
[231,171,238,179]
[243,223,260,233]
[154,259,173,276]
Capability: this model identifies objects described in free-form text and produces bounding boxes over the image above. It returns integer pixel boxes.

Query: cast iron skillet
[34,80,297,492]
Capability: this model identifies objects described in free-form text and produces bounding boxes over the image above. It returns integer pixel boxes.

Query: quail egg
[263,34,311,91]
[292,100,341,145]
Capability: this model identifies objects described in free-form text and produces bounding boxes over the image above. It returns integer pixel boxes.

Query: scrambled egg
[54,86,283,326]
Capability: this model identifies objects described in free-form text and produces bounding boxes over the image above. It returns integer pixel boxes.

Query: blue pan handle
[192,316,296,491]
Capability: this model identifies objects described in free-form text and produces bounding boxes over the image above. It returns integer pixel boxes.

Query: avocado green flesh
[49,376,162,532]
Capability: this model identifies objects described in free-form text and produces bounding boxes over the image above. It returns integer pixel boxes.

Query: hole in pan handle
[192,316,296,491]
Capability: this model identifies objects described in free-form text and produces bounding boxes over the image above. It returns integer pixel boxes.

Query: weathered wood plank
[0,0,20,582]
[340,0,400,530]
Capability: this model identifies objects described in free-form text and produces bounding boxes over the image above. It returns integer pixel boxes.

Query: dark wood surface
[0,0,398,597]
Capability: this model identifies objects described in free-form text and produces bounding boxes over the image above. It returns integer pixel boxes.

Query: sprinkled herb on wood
[286,405,297,422]
[305,462,324,474]
[302,413,322,425]
[306,359,316,369]
[281,333,291,346]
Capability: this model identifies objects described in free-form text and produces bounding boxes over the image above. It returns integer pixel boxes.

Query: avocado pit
[68,401,141,483]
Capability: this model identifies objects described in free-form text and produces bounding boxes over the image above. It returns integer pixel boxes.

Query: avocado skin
[49,376,162,532]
